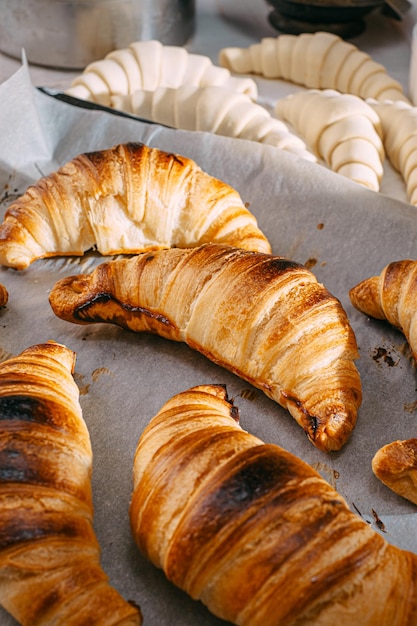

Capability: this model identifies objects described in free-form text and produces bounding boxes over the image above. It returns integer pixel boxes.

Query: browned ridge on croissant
[0,341,142,626]
[372,438,417,506]
[0,142,270,270]
[349,259,417,360]
[130,384,417,626]
[49,243,362,452]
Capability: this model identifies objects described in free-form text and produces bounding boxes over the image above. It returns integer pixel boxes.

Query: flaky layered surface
[49,244,362,451]
[130,384,417,626]
[350,259,417,359]
[0,142,270,270]
[0,341,141,625]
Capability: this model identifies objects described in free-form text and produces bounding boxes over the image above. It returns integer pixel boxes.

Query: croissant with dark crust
[130,383,417,626]
[0,142,270,270]
[372,439,417,506]
[0,341,142,625]
[49,244,362,451]
[349,259,417,359]
[0,284,8,307]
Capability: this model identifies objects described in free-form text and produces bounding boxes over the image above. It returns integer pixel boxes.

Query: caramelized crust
[130,384,417,626]
[372,439,417,505]
[349,259,417,359]
[0,342,141,625]
[0,284,7,307]
[0,142,270,270]
[49,244,362,451]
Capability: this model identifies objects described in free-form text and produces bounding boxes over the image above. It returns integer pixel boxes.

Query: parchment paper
[1,63,417,626]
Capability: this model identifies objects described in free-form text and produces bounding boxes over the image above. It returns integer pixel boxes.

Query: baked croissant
[372,439,417,506]
[349,259,417,359]
[49,243,362,452]
[275,89,384,190]
[0,283,8,307]
[111,85,317,161]
[367,99,417,205]
[66,39,258,106]
[218,32,409,103]
[130,383,417,626]
[0,142,271,270]
[0,341,142,625]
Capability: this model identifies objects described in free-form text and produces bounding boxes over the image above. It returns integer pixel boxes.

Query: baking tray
[0,64,417,625]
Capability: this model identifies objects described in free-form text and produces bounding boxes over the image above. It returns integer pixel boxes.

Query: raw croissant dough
[66,39,258,106]
[0,341,142,625]
[275,89,384,190]
[130,383,417,626]
[49,243,362,452]
[372,439,417,506]
[219,32,409,103]
[111,85,316,161]
[367,99,417,205]
[349,259,417,359]
[0,142,271,270]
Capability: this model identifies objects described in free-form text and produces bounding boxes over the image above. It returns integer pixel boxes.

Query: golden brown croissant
[0,341,142,625]
[0,283,8,307]
[372,439,417,506]
[49,244,362,451]
[349,259,417,359]
[130,383,417,626]
[0,142,270,270]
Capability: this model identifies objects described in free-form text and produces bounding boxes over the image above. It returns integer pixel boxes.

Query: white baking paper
[0,63,417,626]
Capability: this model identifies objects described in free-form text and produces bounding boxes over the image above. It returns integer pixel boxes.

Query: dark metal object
[265,0,393,38]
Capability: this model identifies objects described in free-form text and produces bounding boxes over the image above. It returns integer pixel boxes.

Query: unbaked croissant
[49,243,362,452]
[66,39,258,106]
[0,142,271,270]
[367,99,417,205]
[130,383,417,626]
[349,259,417,359]
[218,32,409,102]
[111,85,317,161]
[0,341,142,625]
[275,89,384,190]
[372,439,417,506]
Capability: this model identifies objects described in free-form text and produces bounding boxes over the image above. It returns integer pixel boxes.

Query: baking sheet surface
[1,64,417,625]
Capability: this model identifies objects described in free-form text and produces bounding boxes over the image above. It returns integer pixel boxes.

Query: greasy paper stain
[312,461,339,489]
[305,258,318,269]
[238,388,258,402]
[73,371,90,396]
[0,347,14,364]
[372,346,398,367]
[73,368,113,396]
[92,367,112,382]
[403,400,417,413]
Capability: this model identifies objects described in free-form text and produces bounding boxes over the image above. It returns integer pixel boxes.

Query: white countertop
[0,0,416,95]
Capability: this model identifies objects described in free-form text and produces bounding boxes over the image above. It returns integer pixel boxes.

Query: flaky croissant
[275,89,384,190]
[349,259,417,359]
[66,39,258,106]
[130,383,417,626]
[49,243,362,451]
[367,99,417,205]
[0,341,142,625]
[111,85,316,161]
[0,283,8,307]
[372,439,417,506]
[219,32,409,102]
[0,142,270,270]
